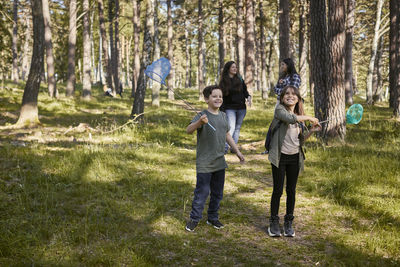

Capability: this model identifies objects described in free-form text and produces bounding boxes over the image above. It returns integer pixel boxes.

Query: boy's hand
[199,114,208,125]
[236,151,245,163]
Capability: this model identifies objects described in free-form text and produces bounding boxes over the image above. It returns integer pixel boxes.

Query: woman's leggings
[270,153,299,217]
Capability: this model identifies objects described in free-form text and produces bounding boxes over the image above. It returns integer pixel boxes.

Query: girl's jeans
[190,169,225,222]
[270,153,299,218]
[225,109,247,152]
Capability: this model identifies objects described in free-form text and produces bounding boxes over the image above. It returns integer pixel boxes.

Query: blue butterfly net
[346,104,363,125]
[144,57,171,85]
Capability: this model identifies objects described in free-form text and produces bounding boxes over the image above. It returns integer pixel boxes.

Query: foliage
[0,82,399,265]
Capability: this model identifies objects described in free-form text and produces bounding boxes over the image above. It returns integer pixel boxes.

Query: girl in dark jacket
[219,61,252,153]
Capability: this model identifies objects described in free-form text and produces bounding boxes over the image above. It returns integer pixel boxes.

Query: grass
[0,81,400,266]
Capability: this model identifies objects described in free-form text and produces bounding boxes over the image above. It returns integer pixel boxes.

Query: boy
[185,85,245,232]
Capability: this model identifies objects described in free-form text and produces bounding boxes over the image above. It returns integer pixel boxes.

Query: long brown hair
[219,61,243,96]
[279,85,304,115]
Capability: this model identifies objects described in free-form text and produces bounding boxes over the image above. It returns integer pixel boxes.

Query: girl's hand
[247,96,252,107]
[310,123,322,132]
[309,117,319,125]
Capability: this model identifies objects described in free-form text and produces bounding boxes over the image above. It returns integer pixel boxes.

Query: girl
[267,85,320,237]
[219,61,252,154]
[273,58,301,102]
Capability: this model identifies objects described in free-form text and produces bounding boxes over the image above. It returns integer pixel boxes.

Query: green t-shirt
[191,110,230,173]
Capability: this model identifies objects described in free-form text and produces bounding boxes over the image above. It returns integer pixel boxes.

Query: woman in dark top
[219,61,252,153]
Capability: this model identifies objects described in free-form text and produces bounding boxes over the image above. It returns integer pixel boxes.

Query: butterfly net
[346,104,363,125]
[144,57,171,85]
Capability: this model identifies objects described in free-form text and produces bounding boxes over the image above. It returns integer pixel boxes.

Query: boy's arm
[226,132,245,163]
[186,114,208,134]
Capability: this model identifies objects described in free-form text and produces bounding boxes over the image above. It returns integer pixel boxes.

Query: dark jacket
[220,77,250,111]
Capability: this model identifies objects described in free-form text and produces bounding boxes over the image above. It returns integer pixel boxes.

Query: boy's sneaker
[283,218,295,237]
[207,219,224,229]
[185,219,198,232]
[268,216,281,237]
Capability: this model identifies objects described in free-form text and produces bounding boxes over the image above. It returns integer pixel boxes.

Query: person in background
[219,61,252,154]
[273,58,301,103]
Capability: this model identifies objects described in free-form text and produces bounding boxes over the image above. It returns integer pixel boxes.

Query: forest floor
[0,82,399,266]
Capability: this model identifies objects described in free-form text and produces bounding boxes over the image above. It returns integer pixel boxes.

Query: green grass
[0,81,399,266]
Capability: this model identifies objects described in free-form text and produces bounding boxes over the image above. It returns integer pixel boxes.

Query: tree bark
[66,0,77,97]
[12,0,19,83]
[131,0,141,97]
[152,0,160,106]
[113,0,120,94]
[198,0,205,100]
[167,0,175,100]
[344,0,355,105]
[17,0,44,126]
[279,0,290,62]
[372,36,384,103]
[218,0,225,78]
[43,0,57,98]
[82,0,92,99]
[184,3,191,88]
[259,0,268,99]
[366,0,384,105]
[245,0,255,96]
[389,0,398,110]
[21,15,31,81]
[236,0,245,76]
[97,0,113,90]
[390,0,400,117]
[131,0,154,118]
[298,0,307,98]
[325,0,346,140]
[310,0,328,123]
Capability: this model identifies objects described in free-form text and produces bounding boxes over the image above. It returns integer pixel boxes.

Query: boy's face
[205,89,223,110]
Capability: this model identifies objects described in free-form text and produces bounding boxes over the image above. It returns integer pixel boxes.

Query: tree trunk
[389,0,398,110]
[113,0,120,94]
[325,0,346,140]
[236,0,245,76]
[97,0,113,90]
[298,0,307,98]
[279,0,290,62]
[184,3,190,88]
[152,0,160,106]
[66,0,77,97]
[218,0,225,78]
[43,0,57,98]
[310,0,328,122]
[366,0,384,105]
[167,0,175,100]
[344,0,355,105]
[259,0,268,99]
[17,0,44,126]
[198,0,205,100]
[22,15,31,81]
[82,0,92,99]
[245,0,255,96]
[372,36,384,103]
[390,0,400,117]
[131,0,141,97]
[12,0,19,83]
[131,0,154,118]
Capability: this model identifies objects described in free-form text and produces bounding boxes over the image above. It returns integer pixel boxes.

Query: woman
[267,85,320,237]
[219,61,252,153]
[273,58,301,102]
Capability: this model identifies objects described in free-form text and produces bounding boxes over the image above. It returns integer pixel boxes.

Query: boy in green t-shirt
[185,85,245,232]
